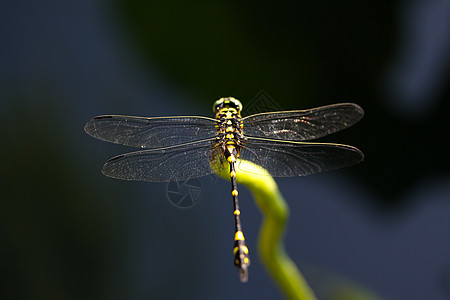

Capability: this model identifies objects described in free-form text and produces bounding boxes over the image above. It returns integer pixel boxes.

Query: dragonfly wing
[85,115,217,149]
[238,137,364,177]
[242,103,363,141]
[101,139,225,182]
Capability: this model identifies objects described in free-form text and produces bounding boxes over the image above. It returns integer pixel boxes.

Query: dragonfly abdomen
[214,98,250,282]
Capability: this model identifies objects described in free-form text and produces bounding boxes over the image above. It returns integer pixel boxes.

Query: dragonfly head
[213,97,243,114]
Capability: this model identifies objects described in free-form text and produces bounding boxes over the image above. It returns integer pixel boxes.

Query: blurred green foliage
[115,0,450,203]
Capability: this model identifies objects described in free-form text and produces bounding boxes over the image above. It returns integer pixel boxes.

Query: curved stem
[216,159,317,300]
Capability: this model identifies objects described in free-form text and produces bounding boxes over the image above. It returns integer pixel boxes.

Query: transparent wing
[238,137,364,177]
[84,115,217,149]
[242,103,363,141]
[101,139,226,182]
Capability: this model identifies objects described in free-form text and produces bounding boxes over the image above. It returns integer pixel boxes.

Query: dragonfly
[84,97,364,282]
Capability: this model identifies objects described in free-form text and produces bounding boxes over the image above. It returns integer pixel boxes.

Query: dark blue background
[1,1,450,299]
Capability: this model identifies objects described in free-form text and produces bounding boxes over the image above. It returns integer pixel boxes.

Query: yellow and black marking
[213,97,250,282]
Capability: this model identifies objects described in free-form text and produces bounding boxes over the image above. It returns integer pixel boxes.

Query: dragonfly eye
[213,97,243,113]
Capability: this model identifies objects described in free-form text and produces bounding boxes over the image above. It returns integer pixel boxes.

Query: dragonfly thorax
[215,103,244,163]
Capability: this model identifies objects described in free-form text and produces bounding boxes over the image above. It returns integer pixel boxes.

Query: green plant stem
[217,160,317,300]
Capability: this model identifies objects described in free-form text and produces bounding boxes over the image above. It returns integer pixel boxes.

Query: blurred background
[1,1,450,299]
